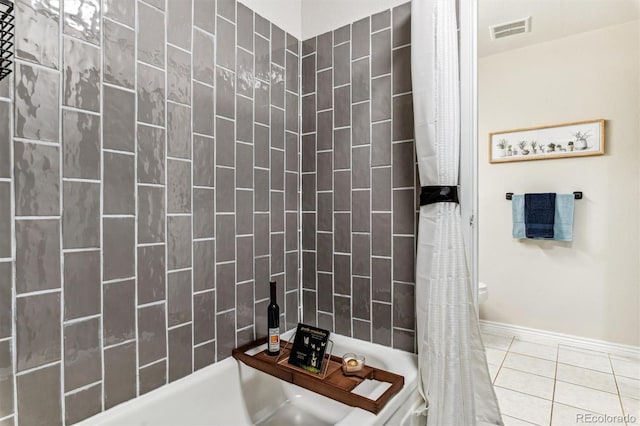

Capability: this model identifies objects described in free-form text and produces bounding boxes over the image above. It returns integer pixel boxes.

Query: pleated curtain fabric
[411,0,503,424]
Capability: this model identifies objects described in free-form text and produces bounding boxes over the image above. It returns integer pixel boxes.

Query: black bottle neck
[269,281,277,305]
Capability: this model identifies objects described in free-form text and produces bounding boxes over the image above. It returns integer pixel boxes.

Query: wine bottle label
[268,328,280,352]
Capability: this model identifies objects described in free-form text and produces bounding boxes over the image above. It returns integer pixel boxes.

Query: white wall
[239,0,411,41]
[240,0,302,38]
[478,21,640,346]
[301,0,409,39]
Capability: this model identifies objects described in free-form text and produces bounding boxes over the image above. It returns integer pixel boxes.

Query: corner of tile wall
[300,2,417,353]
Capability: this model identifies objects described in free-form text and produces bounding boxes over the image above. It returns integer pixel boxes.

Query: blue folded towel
[513,193,575,240]
[554,194,575,241]
[524,193,556,239]
[512,195,525,238]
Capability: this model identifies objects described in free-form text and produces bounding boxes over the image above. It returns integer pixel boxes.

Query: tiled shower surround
[0,1,416,425]
[0,0,301,424]
[300,4,417,352]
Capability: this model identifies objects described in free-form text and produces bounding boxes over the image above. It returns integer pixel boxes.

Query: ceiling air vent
[489,16,531,40]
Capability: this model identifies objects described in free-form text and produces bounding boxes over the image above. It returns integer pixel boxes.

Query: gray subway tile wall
[104,86,136,152]
[103,19,135,89]
[63,318,101,392]
[64,383,101,425]
[16,363,62,426]
[138,360,166,395]
[0,2,418,424]
[0,0,300,424]
[63,0,100,43]
[167,45,191,105]
[301,3,416,352]
[15,219,61,294]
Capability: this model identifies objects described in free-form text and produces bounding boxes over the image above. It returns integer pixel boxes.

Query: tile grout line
[548,341,560,425]
[12,57,59,74]
[367,15,373,342]
[98,0,110,414]
[490,334,514,387]
[298,39,303,328]
[608,353,629,423]
[194,337,215,349]
[212,0,218,364]
[9,17,16,425]
[316,30,323,329]
[59,3,66,423]
[189,0,196,378]
[163,0,171,385]
[102,80,136,94]
[267,19,273,336]
[389,11,395,350]
[61,103,101,117]
[132,0,142,402]
[64,380,102,397]
[233,0,239,357]
[253,16,259,341]
[139,357,166,371]
[14,360,63,378]
[338,25,345,337]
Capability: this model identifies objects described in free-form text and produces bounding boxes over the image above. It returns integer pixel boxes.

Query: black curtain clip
[420,186,460,206]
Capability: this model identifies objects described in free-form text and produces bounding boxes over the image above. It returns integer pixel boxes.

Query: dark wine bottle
[267,281,280,356]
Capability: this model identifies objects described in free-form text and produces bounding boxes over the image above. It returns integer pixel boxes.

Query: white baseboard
[480,319,640,360]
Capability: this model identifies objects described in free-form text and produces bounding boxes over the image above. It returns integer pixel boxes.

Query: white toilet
[478,282,488,304]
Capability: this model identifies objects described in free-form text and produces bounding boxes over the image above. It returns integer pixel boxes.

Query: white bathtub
[79,332,424,426]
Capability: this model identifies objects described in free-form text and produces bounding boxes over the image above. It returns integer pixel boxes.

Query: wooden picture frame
[489,119,605,163]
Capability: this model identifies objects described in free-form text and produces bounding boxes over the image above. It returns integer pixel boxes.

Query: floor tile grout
[608,354,630,424]
[483,332,640,426]
[548,340,560,426]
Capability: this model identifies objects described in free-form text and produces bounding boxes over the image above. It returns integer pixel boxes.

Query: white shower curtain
[411,0,503,425]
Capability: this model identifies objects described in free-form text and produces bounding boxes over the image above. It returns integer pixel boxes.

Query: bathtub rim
[77,331,420,426]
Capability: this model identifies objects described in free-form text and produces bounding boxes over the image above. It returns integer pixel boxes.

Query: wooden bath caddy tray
[232,338,404,414]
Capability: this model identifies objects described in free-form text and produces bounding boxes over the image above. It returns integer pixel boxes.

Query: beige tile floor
[481,331,640,426]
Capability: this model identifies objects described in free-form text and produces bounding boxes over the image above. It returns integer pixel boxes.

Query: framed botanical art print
[489,119,605,163]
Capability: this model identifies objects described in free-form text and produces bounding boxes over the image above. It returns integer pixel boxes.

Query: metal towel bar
[505,192,582,200]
